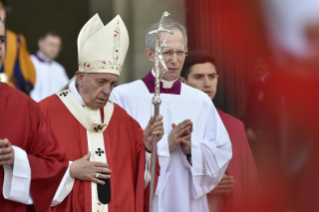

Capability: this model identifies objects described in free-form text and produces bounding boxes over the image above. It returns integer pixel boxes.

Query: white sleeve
[60,66,70,85]
[2,145,32,204]
[154,134,173,196]
[145,135,170,189]
[3,146,75,206]
[50,161,75,207]
[109,88,132,113]
[155,134,171,174]
[109,88,121,105]
[30,57,41,102]
[30,79,41,102]
[183,104,232,199]
[144,151,151,189]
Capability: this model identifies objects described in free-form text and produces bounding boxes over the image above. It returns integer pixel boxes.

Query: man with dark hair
[0,18,69,212]
[30,30,69,102]
[245,57,271,144]
[180,50,259,212]
[0,0,36,95]
[39,30,60,40]
[180,51,215,80]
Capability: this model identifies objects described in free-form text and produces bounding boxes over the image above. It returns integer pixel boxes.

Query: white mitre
[61,14,129,90]
[78,14,129,75]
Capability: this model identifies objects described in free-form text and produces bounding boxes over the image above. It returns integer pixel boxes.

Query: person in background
[0,0,36,95]
[245,57,271,148]
[110,20,232,212]
[180,50,259,212]
[30,30,69,102]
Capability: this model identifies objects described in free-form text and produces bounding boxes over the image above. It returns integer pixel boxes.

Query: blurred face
[180,62,218,100]
[76,72,118,110]
[146,29,187,81]
[306,22,319,59]
[255,57,268,78]
[38,35,61,60]
[0,2,6,22]
[0,21,5,68]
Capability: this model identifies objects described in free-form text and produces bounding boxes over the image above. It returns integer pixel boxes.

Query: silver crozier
[148,11,173,211]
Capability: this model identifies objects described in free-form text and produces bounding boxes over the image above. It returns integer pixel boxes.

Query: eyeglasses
[162,50,188,58]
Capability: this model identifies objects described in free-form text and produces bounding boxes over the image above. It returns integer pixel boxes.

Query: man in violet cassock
[110,20,232,212]
[180,50,260,212]
[31,30,69,102]
[0,18,69,212]
[38,14,163,212]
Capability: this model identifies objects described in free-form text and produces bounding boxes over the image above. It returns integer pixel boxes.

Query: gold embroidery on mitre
[80,19,124,72]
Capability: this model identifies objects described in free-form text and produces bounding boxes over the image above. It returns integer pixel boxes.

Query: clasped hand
[208,174,235,196]
[168,119,192,154]
[0,138,15,166]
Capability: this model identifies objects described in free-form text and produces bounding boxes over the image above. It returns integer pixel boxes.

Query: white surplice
[30,51,69,102]
[110,78,232,212]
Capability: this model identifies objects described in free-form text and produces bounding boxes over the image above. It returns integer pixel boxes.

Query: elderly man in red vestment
[180,50,259,212]
[38,14,163,212]
[0,19,69,212]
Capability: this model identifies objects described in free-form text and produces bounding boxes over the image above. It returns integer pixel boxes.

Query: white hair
[145,19,188,51]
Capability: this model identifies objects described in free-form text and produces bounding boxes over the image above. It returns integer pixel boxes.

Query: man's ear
[75,71,85,87]
[145,48,155,63]
[179,76,187,83]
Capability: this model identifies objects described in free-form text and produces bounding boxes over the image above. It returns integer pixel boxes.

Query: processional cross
[148,11,174,211]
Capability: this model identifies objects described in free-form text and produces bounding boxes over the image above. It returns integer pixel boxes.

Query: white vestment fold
[2,146,32,204]
[110,79,232,212]
[30,52,69,102]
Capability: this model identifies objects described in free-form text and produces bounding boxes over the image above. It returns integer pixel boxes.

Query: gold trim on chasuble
[56,90,113,212]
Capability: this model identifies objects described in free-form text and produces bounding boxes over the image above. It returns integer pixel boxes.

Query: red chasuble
[0,83,69,212]
[39,94,159,212]
[207,109,260,212]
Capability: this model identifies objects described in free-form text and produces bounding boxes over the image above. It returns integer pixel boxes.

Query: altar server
[110,19,232,212]
[31,31,69,102]
[180,50,259,212]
